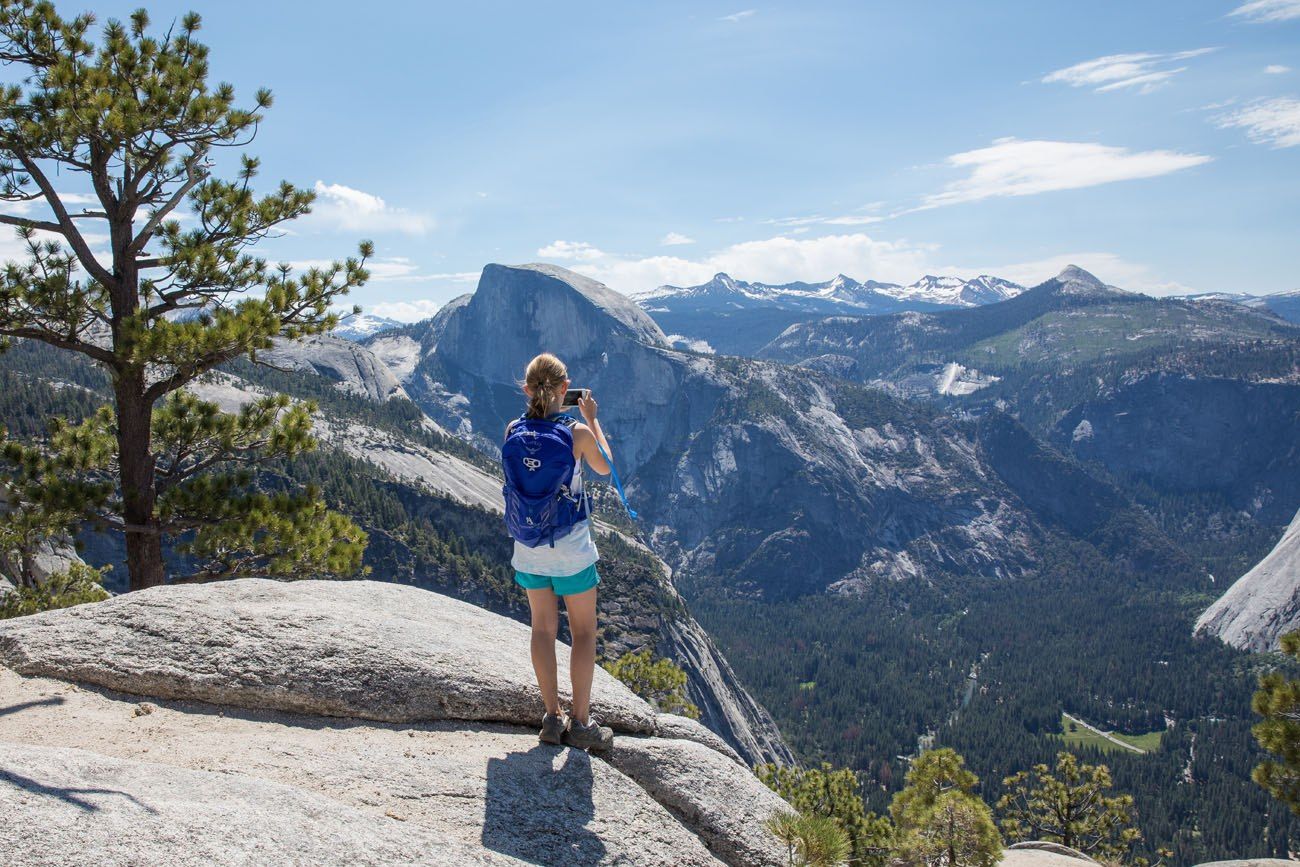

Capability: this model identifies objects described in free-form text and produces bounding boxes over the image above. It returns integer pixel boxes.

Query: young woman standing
[505,352,614,750]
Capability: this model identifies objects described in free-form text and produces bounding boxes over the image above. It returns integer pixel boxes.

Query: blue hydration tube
[593,439,637,520]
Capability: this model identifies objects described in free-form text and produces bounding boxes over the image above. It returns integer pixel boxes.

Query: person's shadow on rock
[482,744,607,866]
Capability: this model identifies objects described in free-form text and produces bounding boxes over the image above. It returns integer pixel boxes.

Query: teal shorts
[514,564,601,596]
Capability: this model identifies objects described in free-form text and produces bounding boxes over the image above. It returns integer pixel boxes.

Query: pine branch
[0,213,63,233]
[0,324,115,365]
[13,151,118,290]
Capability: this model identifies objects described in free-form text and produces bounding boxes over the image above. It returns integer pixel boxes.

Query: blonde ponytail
[523,353,568,419]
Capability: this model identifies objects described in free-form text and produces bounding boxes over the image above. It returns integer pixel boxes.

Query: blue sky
[8,1,1300,318]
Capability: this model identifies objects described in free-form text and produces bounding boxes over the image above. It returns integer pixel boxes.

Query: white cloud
[1266,64,1293,74]
[1043,49,1215,94]
[918,138,1211,210]
[572,232,935,293]
[367,299,444,322]
[720,9,756,23]
[1230,0,1300,23]
[660,232,696,246]
[537,240,605,261]
[1215,97,1300,147]
[288,257,478,286]
[307,181,432,235]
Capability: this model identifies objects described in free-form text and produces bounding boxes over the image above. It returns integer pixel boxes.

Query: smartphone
[561,388,590,410]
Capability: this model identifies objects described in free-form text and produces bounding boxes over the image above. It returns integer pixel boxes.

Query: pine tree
[0,2,370,589]
[757,762,893,867]
[891,748,1001,867]
[996,751,1141,860]
[1253,630,1300,813]
[893,790,1001,867]
[602,648,700,719]
[767,810,853,867]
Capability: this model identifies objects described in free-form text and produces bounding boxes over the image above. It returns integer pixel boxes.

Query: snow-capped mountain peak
[333,311,405,341]
[640,272,1024,311]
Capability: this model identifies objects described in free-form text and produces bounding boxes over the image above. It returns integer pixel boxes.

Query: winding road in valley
[1062,711,1146,755]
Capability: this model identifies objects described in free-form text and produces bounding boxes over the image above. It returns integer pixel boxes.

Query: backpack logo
[522,457,542,471]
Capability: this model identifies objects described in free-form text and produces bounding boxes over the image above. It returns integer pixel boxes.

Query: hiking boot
[563,716,614,752]
[539,712,567,745]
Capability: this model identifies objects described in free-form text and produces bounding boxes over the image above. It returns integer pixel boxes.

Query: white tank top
[510,455,600,577]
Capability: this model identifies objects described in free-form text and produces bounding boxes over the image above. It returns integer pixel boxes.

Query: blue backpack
[502,414,590,547]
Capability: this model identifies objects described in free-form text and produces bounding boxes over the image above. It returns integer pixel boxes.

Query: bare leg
[525,587,561,716]
[563,587,598,724]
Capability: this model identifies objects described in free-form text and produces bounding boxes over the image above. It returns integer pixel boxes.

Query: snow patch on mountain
[935,362,999,396]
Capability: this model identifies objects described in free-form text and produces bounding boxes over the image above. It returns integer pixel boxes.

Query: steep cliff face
[1197,508,1300,652]
[1055,375,1300,526]
[660,617,795,765]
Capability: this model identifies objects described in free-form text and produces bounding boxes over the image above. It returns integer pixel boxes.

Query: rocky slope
[1197,508,1300,651]
[0,580,790,866]
[259,332,410,402]
[760,265,1300,532]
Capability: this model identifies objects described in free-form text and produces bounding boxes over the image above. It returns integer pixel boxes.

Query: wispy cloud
[763,213,885,227]
[1230,0,1300,23]
[720,9,756,23]
[1266,64,1293,74]
[1215,97,1300,147]
[537,240,605,261]
[823,215,885,226]
[660,232,696,246]
[917,138,1211,210]
[1043,49,1215,94]
[763,215,827,227]
[307,181,432,235]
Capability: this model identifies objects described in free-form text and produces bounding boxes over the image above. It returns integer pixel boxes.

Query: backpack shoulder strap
[505,414,534,438]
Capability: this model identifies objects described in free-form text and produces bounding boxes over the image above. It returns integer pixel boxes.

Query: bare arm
[574,393,612,474]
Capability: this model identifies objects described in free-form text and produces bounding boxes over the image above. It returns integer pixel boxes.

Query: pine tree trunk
[116,377,164,591]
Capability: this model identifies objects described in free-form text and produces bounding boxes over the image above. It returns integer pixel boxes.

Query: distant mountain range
[632,272,1025,355]
[1181,288,1300,325]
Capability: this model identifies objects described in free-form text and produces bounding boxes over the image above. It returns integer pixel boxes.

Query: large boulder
[1196,508,1300,651]
[1004,842,1098,864]
[606,736,790,866]
[0,741,521,867]
[0,671,723,866]
[0,578,657,733]
[0,581,789,865]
